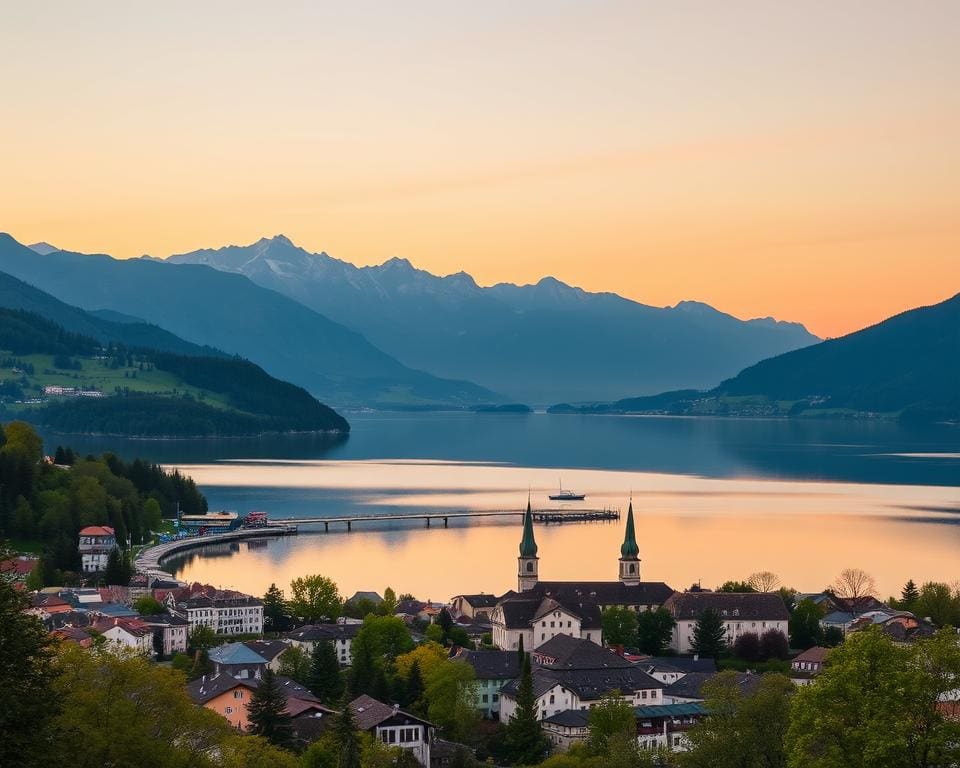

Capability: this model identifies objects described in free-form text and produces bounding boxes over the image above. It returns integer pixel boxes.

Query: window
[493,694,499,702]
[233,691,244,699]
[482,694,488,703]
[550,621,555,628]
[641,690,647,699]
[629,564,636,574]
[224,706,233,714]
[549,694,555,704]
[527,562,534,572]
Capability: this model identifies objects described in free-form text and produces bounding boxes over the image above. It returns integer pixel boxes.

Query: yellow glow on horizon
[2,1,958,338]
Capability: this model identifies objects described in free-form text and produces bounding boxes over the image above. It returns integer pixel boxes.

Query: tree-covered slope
[0,307,349,436]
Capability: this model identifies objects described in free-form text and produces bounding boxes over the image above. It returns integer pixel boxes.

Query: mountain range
[0,234,500,408]
[166,235,819,403]
[552,292,960,423]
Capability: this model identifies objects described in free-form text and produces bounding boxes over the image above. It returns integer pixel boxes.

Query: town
[5,495,960,768]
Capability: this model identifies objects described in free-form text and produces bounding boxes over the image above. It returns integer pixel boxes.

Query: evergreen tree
[691,608,727,658]
[247,668,294,748]
[263,583,288,633]
[504,652,548,765]
[438,608,454,642]
[348,636,377,697]
[333,701,362,768]
[103,547,130,585]
[901,579,920,609]
[405,660,424,708]
[307,641,344,704]
[371,666,391,702]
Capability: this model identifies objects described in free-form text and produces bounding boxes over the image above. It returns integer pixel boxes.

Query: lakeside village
[8,496,960,768]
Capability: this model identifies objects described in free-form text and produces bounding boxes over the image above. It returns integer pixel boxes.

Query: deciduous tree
[832,568,876,605]
[789,599,824,650]
[289,574,342,623]
[585,693,636,756]
[602,606,639,647]
[748,571,781,592]
[636,607,676,655]
[424,660,480,742]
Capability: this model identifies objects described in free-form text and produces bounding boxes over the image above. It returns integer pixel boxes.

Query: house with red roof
[78,525,117,573]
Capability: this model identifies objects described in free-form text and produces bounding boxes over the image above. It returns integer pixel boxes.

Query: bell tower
[518,496,539,592]
[619,498,641,586]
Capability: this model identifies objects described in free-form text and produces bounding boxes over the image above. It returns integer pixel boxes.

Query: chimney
[693,654,699,661]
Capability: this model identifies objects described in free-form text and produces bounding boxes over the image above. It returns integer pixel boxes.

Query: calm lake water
[45,413,960,600]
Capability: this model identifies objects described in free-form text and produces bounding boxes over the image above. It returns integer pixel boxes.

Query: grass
[2,352,234,411]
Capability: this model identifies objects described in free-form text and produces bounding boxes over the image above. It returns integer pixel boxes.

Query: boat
[548,480,586,501]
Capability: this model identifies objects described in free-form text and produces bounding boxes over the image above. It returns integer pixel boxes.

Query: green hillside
[0,307,349,436]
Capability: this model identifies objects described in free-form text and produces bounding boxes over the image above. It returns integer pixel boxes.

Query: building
[450,593,499,621]
[187,672,323,731]
[663,671,759,704]
[350,694,435,766]
[177,510,240,533]
[91,617,154,656]
[0,555,37,584]
[209,642,272,678]
[244,639,290,672]
[491,500,673,651]
[286,622,362,665]
[451,648,521,718]
[499,635,665,724]
[634,656,716,686]
[663,591,790,654]
[167,584,264,636]
[790,646,830,686]
[634,702,707,752]
[78,525,117,573]
[140,613,189,656]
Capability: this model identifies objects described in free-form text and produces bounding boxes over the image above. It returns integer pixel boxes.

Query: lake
[45,412,960,600]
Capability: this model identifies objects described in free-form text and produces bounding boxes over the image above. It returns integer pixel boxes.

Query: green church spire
[620,499,639,558]
[519,496,538,557]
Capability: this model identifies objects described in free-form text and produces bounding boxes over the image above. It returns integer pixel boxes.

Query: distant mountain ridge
[551,292,960,423]
[0,233,503,408]
[167,235,819,403]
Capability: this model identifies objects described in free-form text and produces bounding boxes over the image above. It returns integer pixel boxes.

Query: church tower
[618,498,641,586]
[518,497,539,592]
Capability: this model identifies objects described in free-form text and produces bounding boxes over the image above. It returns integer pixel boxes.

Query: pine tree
[371,666,391,702]
[901,579,920,608]
[103,547,129,585]
[262,583,288,633]
[438,608,454,643]
[405,660,424,708]
[691,608,727,658]
[307,640,343,704]
[247,668,294,748]
[333,700,362,768]
[348,636,376,696]
[504,651,548,765]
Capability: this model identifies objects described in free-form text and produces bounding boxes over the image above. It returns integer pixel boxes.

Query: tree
[220,735,299,768]
[585,693,636,756]
[307,640,344,704]
[353,614,414,664]
[424,660,480,742]
[333,702,362,768]
[278,644,311,684]
[717,581,756,593]
[733,632,762,662]
[786,628,960,768]
[348,632,378,697]
[133,595,164,615]
[0,562,59,768]
[900,579,920,610]
[915,581,960,627]
[832,568,877,606]
[602,606,639,647]
[247,668,294,748]
[53,643,231,768]
[636,607,676,655]
[425,623,444,644]
[748,571,781,592]
[822,626,844,647]
[379,586,398,616]
[262,582,289,632]
[103,547,131,585]
[759,629,790,661]
[289,574,342,623]
[789,599,825,650]
[395,641,448,683]
[504,651,549,765]
[404,660,424,708]
[691,608,726,658]
[683,671,793,768]
[438,607,455,640]
[188,624,217,652]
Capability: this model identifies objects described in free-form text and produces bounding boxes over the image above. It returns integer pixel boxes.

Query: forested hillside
[0,307,349,436]
[0,420,206,580]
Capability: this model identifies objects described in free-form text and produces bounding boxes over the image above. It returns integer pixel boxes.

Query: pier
[271,506,620,532]
[135,524,297,576]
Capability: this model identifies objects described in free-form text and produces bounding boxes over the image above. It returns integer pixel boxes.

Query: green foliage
[691,608,726,658]
[247,668,295,748]
[789,599,825,649]
[289,574,342,623]
[188,624,217,652]
[915,581,960,627]
[424,660,480,742]
[133,595,165,615]
[263,582,290,632]
[717,581,756,593]
[278,644,311,684]
[759,629,789,661]
[786,628,960,768]
[585,693,636,756]
[900,579,920,609]
[380,586,398,616]
[53,643,231,768]
[0,560,59,768]
[308,640,345,704]
[355,614,415,664]
[333,703,363,768]
[822,626,844,647]
[636,607,676,655]
[682,671,793,768]
[504,651,549,765]
[219,735,300,768]
[733,632,761,662]
[602,606,639,647]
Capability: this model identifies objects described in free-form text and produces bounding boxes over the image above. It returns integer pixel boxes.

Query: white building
[77,526,117,573]
[350,695,434,767]
[140,613,189,656]
[286,622,361,665]
[664,592,790,654]
[169,591,264,636]
[92,617,154,656]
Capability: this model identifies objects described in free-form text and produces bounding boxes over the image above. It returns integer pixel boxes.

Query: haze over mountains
[0,234,499,408]
[168,235,819,403]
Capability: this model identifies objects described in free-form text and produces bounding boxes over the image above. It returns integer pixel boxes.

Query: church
[489,499,675,651]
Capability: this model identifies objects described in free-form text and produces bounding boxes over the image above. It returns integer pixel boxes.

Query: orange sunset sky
[2,1,958,338]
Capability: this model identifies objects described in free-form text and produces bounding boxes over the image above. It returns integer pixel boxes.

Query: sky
[2,1,958,338]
